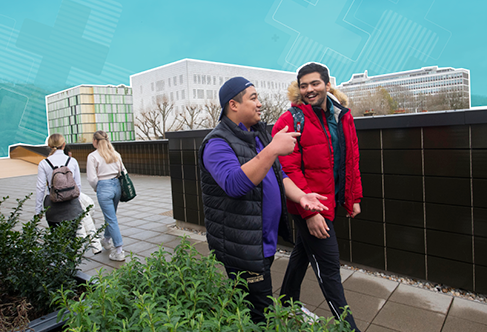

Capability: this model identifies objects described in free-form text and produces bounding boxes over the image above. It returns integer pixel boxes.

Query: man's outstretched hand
[299,193,327,212]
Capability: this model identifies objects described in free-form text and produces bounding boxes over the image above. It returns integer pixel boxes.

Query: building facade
[338,66,471,111]
[130,59,298,137]
[45,85,135,144]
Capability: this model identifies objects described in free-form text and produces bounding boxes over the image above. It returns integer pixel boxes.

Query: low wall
[67,140,170,176]
[166,108,487,294]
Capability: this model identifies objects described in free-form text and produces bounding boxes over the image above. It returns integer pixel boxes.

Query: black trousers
[225,256,274,324]
[280,215,360,331]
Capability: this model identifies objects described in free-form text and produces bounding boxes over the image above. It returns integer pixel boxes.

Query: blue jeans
[96,177,122,247]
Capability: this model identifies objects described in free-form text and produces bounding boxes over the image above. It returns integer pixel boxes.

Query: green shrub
[55,238,354,331]
[0,194,102,316]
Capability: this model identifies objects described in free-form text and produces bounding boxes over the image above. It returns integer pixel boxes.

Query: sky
[1,0,486,157]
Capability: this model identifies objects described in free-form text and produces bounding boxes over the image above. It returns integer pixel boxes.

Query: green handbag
[118,161,136,202]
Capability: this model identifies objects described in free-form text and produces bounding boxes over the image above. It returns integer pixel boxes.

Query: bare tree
[177,104,205,130]
[259,92,289,124]
[134,94,181,140]
[135,107,159,140]
[155,95,179,139]
[201,101,221,129]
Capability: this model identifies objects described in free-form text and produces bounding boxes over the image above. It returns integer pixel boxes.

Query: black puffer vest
[198,116,292,273]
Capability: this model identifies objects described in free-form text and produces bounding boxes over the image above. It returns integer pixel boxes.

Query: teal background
[1,0,486,157]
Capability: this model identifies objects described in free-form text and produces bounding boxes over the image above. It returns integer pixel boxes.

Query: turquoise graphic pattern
[1,0,486,157]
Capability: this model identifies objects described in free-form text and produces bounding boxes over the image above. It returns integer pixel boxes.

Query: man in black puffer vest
[199,77,327,323]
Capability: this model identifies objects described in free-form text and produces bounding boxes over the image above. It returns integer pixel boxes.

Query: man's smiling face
[299,72,330,108]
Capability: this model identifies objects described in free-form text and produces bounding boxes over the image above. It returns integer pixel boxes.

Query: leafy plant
[0,194,103,330]
[55,237,354,331]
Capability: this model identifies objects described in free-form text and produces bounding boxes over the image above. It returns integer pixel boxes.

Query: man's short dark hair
[64,145,71,156]
[297,63,330,86]
[223,88,247,116]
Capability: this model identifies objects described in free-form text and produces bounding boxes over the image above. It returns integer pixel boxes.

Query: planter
[25,271,93,332]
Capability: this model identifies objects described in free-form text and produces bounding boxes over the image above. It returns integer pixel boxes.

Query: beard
[306,93,327,108]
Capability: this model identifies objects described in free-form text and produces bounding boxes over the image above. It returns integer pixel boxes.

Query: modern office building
[129,59,303,136]
[45,85,135,144]
[338,66,471,110]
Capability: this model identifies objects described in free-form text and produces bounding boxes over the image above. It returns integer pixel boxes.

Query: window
[174,76,177,86]
[170,92,174,101]
[198,75,201,84]
[207,75,211,84]
[180,75,183,84]
[197,89,204,99]
[193,89,196,98]
[206,90,212,99]
[219,77,223,85]
[176,91,179,100]
[168,79,171,87]
[194,74,197,83]
[151,82,154,91]
[202,75,206,84]
[156,80,165,91]
[181,90,185,99]
[213,76,216,85]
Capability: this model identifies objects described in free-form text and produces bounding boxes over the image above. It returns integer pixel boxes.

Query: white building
[46,85,135,143]
[130,59,297,137]
[338,66,471,110]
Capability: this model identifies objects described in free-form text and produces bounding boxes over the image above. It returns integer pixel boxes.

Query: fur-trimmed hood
[287,80,349,108]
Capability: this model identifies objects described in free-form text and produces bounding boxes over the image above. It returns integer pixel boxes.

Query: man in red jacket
[272,62,362,330]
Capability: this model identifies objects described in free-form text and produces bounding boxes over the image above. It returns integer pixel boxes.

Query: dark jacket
[272,82,363,221]
[198,116,292,273]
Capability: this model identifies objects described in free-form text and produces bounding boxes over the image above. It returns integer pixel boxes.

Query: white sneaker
[109,250,125,261]
[300,306,319,323]
[100,238,114,250]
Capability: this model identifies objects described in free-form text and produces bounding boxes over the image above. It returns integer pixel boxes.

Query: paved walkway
[1,161,486,331]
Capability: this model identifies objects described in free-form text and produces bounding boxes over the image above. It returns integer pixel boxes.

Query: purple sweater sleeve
[202,138,255,197]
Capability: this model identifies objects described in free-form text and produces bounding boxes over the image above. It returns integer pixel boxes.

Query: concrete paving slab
[162,237,200,249]
[193,242,211,256]
[137,222,169,232]
[271,271,285,297]
[270,256,290,274]
[341,268,354,282]
[342,289,386,323]
[448,297,487,325]
[123,219,152,228]
[124,241,159,254]
[373,301,445,332]
[388,283,452,314]
[121,227,147,237]
[366,324,400,332]
[343,271,399,299]
[137,246,164,258]
[145,233,179,245]
[441,314,487,332]
[299,278,325,308]
[127,229,161,241]
[79,258,105,272]
[85,265,114,277]
[121,236,139,247]
[355,317,371,332]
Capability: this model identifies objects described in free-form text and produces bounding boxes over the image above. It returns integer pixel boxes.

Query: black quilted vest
[198,116,292,273]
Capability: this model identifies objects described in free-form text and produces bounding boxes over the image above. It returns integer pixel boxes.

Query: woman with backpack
[35,133,82,228]
[87,130,126,262]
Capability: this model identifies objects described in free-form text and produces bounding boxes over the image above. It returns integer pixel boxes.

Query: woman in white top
[86,130,126,261]
[35,133,82,227]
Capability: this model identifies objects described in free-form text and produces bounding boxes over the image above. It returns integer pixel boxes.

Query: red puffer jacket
[272,81,362,221]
